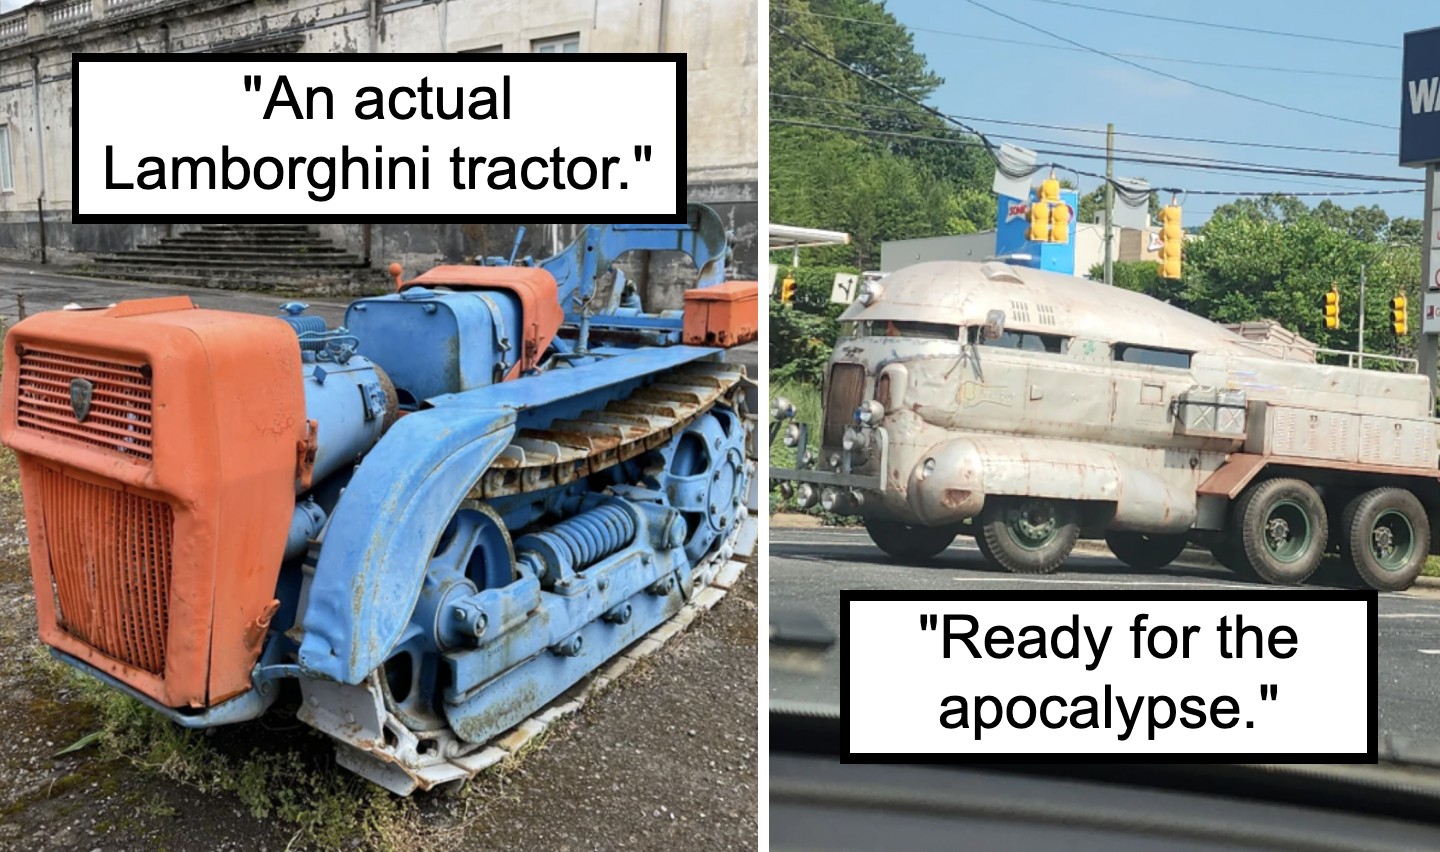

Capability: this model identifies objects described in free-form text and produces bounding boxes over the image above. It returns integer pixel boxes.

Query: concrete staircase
[87,225,381,294]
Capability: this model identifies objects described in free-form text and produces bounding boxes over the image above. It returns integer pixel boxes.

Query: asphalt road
[769,524,1440,742]
[0,261,353,325]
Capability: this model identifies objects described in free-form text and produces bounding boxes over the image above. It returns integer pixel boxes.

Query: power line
[1015,0,1397,50]
[957,0,1396,130]
[769,22,1419,207]
[794,10,1393,81]
[770,93,1398,159]
[771,119,1424,192]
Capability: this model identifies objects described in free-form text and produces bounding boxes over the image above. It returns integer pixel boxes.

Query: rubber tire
[1342,487,1429,592]
[1210,538,1256,579]
[864,518,958,561]
[1105,532,1189,571]
[978,498,1080,575]
[1234,478,1328,586]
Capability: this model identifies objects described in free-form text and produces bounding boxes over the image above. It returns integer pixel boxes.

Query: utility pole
[1358,263,1367,369]
[1103,122,1114,286]
[1422,164,1438,408]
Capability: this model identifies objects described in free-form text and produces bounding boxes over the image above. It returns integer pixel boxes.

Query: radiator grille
[17,348,153,462]
[36,466,173,675]
[824,363,867,447]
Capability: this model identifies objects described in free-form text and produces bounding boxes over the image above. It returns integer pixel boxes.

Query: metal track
[471,360,747,499]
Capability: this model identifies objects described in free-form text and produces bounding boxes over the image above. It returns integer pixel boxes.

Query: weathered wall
[0,0,758,272]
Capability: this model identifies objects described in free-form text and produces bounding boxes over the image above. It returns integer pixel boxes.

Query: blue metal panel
[298,406,518,684]
[532,205,731,320]
[344,288,524,405]
[301,355,390,486]
[426,344,723,412]
[994,189,1080,275]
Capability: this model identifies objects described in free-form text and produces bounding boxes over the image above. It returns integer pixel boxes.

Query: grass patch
[1424,556,1440,578]
[26,650,412,850]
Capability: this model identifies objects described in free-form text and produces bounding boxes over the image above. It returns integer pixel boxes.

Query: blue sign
[994,189,1079,275]
[1401,26,1440,167]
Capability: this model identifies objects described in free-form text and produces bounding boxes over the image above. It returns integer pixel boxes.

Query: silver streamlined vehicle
[771,260,1440,590]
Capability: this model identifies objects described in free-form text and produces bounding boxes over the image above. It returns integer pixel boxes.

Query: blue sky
[881,0,1436,224]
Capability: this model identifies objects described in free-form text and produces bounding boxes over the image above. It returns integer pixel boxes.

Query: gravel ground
[0,444,757,850]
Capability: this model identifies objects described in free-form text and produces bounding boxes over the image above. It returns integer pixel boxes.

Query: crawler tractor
[772,260,1440,591]
[3,206,758,794]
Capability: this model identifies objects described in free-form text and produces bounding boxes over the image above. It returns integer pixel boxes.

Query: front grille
[824,363,867,447]
[16,348,153,462]
[36,466,173,675]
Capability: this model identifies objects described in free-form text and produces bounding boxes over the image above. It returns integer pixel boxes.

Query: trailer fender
[908,435,1195,533]
[298,407,517,685]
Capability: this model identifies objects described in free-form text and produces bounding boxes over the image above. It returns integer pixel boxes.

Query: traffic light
[1158,200,1182,280]
[1324,286,1340,330]
[1049,198,1070,244]
[1039,171,1061,205]
[1026,196,1050,242]
[780,276,796,303]
[1392,293,1408,336]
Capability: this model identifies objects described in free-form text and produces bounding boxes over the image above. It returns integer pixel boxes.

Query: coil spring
[522,501,637,573]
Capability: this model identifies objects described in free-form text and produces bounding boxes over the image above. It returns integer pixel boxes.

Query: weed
[27,656,413,850]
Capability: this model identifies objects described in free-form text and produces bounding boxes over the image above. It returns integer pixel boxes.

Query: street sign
[1423,292,1440,335]
[1401,26,1440,167]
[831,273,858,304]
[768,263,779,295]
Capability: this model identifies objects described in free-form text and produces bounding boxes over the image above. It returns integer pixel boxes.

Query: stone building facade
[0,0,759,280]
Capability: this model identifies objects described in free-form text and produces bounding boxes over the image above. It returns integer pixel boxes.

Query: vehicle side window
[862,320,960,340]
[1114,344,1193,369]
[981,329,1069,354]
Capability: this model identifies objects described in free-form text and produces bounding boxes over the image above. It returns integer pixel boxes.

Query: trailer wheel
[1209,538,1256,579]
[1106,532,1188,571]
[1235,478,1328,585]
[1342,488,1428,592]
[978,498,1080,574]
[864,518,959,561]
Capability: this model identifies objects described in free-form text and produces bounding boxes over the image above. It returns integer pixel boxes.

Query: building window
[461,45,503,53]
[532,33,580,53]
[0,125,11,192]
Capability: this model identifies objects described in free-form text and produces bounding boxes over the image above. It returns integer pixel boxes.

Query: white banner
[846,594,1372,758]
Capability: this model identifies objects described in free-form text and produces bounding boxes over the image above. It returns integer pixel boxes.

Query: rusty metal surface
[472,361,745,500]
[776,259,1440,541]
[1195,453,1269,499]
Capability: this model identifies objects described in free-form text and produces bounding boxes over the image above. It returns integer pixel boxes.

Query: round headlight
[857,279,883,306]
[772,396,795,420]
[842,426,870,453]
[857,400,885,425]
[782,423,802,447]
[796,483,819,509]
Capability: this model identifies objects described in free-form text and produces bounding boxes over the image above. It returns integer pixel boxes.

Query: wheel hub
[1266,517,1291,547]
[1373,527,1395,558]
[1010,503,1058,547]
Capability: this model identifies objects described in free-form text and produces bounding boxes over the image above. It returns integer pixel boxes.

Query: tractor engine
[0,295,398,709]
[0,206,757,795]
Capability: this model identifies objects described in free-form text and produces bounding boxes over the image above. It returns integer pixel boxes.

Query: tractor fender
[298,405,517,684]
[907,435,1195,533]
